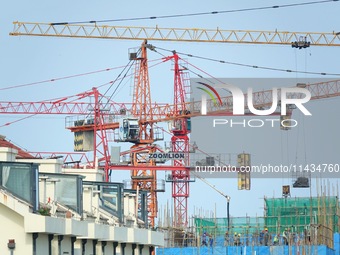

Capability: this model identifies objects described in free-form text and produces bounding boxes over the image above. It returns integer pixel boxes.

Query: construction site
[157,193,340,254]
[1,1,340,255]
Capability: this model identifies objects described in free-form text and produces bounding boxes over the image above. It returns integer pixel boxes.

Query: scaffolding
[265,196,340,248]
[158,196,340,249]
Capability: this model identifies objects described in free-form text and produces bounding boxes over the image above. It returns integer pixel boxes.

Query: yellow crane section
[10,21,340,46]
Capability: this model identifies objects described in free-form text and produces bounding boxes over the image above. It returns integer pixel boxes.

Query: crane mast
[163,52,191,228]
[131,41,154,143]
[128,41,163,227]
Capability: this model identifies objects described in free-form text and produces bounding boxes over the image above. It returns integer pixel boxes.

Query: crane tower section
[115,41,165,227]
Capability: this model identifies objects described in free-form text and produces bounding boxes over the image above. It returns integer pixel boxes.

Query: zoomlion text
[149,153,185,159]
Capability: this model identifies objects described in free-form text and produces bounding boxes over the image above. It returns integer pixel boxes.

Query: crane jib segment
[10,22,340,46]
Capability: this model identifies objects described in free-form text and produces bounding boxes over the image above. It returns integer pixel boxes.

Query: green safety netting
[265,197,340,233]
[194,217,265,236]
[194,197,340,236]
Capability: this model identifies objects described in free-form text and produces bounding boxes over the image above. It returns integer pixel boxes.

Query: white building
[0,136,164,255]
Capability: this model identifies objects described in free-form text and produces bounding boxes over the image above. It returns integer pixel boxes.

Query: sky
[1,1,340,225]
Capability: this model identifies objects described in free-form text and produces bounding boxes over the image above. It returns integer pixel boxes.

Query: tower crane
[6,21,340,228]
[162,52,191,228]
[122,41,164,226]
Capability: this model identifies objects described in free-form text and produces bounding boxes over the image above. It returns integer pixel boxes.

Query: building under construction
[157,194,340,255]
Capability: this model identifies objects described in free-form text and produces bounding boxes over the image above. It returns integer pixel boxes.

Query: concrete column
[58,235,64,255]
[71,237,76,255]
[81,239,87,255]
[101,241,107,255]
[113,242,118,255]
[132,244,137,255]
[33,233,38,255]
[121,243,126,255]
[139,244,144,255]
[48,234,54,255]
[93,240,98,255]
